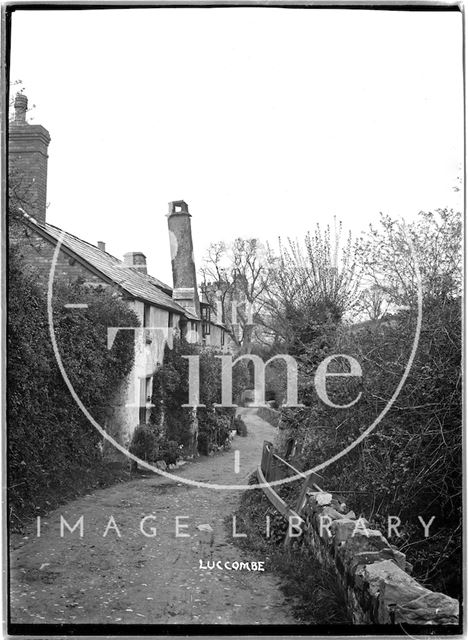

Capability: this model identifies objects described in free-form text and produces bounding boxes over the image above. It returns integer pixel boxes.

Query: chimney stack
[124,251,147,275]
[8,93,51,224]
[167,200,200,317]
[97,241,106,252]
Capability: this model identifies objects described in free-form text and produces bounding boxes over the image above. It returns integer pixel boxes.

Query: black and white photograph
[2,2,464,636]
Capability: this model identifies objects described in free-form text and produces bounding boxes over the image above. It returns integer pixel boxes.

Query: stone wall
[254,405,281,428]
[300,490,460,625]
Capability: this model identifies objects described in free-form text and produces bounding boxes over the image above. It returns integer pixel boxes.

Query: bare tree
[200,238,271,353]
[261,220,362,354]
[356,210,462,308]
[357,284,390,321]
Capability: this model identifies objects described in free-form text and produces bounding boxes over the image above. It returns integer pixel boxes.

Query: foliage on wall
[277,210,462,598]
[148,339,250,456]
[8,249,138,526]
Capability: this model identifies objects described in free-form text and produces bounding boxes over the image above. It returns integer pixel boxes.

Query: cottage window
[201,305,211,337]
[138,376,153,424]
[143,303,151,327]
[146,376,152,403]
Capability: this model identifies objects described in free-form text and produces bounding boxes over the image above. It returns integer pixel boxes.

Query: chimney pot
[97,241,106,251]
[168,200,190,216]
[14,93,28,124]
[9,93,50,224]
[124,251,147,275]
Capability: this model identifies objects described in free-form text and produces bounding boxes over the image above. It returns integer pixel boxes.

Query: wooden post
[294,472,324,516]
[262,441,273,481]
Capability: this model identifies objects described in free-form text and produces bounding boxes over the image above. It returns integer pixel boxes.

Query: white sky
[9,8,463,286]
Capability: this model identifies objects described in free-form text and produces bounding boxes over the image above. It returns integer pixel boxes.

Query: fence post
[261,441,273,481]
[294,471,324,515]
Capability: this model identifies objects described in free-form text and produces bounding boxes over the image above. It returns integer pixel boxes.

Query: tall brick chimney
[124,251,147,274]
[167,200,200,317]
[9,94,51,224]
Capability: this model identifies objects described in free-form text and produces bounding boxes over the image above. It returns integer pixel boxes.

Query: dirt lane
[10,411,296,625]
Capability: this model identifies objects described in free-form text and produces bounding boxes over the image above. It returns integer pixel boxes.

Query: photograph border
[2,1,464,637]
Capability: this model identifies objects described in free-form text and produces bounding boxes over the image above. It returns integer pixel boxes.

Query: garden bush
[8,249,139,527]
[149,339,197,451]
[274,210,462,598]
[129,424,158,463]
[150,339,250,456]
[158,439,180,466]
[278,304,461,599]
[234,415,248,437]
[197,409,232,455]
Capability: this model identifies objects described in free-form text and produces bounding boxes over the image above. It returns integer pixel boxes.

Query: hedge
[147,339,250,457]
[8,249,138,527]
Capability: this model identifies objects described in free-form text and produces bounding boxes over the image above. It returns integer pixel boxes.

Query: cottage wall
[10,223,110,288]
[204,324,225,349]
[9,221,183,455]
[120,300,185,439]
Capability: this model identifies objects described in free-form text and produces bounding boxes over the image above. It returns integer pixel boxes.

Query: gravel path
[10,410,296,625]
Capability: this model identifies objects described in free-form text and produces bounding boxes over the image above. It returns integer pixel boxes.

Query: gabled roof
[145,273,172,296]
[199,300,226,329]
[183,307,201,322]
[25,216,186,314]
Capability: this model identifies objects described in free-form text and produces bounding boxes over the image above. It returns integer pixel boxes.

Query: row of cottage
[8,93,229,447]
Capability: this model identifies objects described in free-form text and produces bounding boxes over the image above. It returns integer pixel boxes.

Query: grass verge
[229,474,351,625]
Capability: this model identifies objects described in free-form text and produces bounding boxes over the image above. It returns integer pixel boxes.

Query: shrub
[158,439,180,466]
[278,301,462,597]
[149,340,197,451]
[235,416,248,437]
[274,211,462,598]
[150,339,250,456]
[197,409,232,455]
[214,406,237,428]
[129,424,158,463]
[8,249,138,527]
[128,426,181,468]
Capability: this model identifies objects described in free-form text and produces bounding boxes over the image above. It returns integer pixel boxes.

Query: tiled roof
[145,273,172,296]
[183,307,201,321]
[29,218,186,314]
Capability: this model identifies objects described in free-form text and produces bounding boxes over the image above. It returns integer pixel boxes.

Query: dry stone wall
[301,490,460,625]
[254,405,280,428]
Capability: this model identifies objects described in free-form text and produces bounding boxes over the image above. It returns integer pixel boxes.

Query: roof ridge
[44,221,172,292]
[44,221,121,263]
[24,216,184,314]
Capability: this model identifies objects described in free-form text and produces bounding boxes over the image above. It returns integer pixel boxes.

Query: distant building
[8,93,227,446]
